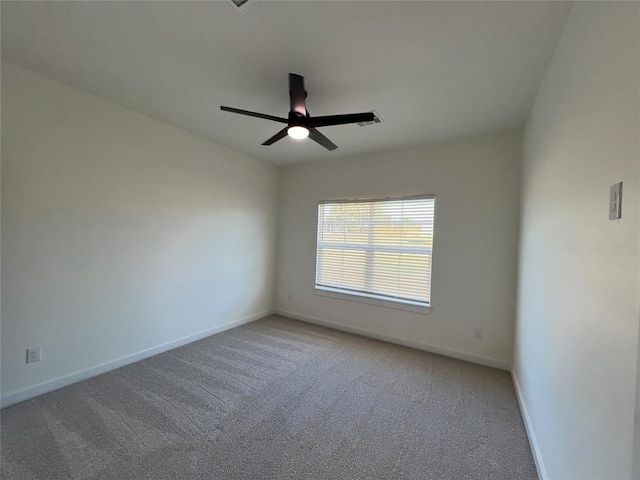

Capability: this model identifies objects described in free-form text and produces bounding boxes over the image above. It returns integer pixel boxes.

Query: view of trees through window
[316,196,434,305]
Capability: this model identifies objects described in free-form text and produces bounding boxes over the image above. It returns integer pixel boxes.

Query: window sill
[315,286,432,315]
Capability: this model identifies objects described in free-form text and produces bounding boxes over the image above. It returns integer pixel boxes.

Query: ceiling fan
[220,73,374,151]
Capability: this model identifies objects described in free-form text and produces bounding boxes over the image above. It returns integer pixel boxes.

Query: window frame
[314,195,435,315]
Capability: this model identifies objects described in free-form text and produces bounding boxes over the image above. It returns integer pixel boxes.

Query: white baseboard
[275,309,511,371]
[511,369,547,480]
[1,310,274,408]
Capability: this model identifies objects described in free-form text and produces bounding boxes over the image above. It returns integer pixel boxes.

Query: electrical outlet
[473,329,483,340]
[26,347,42,364]
[609,182,623,220]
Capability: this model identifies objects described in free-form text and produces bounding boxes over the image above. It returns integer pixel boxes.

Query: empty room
[1,1,638,479]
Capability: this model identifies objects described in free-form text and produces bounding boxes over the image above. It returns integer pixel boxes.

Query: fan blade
[310,112,375,128]
[220,106,287,123]
[309,128,338,151]
[262,127,289,146]
[289,73,307,116]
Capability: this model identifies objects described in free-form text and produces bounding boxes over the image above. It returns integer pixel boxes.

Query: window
[315,195,435,309]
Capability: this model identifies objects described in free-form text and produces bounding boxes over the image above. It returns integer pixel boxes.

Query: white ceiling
[2,1,573,166]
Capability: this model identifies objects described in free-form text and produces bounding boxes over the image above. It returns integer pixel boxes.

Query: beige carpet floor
[1,315,537,479]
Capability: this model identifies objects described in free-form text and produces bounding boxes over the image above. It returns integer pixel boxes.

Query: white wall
[276,131,522,369]
[514,3,640,479]
[1,63,279,404]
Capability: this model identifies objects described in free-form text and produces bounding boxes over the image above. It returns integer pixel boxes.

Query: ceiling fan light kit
[287,126,309,139]
[220,73,374,151]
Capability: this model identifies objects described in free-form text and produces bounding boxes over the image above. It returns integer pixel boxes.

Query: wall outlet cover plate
[609,182,623,220]
[27,347,42,364]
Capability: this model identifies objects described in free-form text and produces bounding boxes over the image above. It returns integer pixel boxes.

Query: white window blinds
[315,195,435,306]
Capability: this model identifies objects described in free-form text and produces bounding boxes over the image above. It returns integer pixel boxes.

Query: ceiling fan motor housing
[288,111,309,128]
